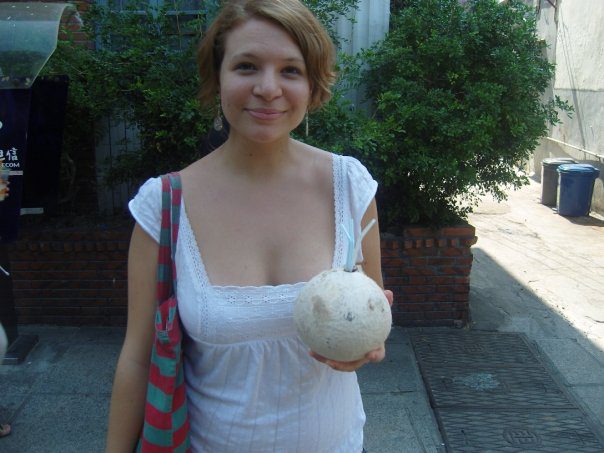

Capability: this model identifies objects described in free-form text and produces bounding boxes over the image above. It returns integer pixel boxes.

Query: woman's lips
[246,108,285,120]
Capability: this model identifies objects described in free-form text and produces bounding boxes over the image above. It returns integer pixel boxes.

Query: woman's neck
[218,135,301,179]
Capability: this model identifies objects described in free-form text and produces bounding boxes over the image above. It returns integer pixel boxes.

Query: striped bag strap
[157,173,181,307]
[136,172,190,452]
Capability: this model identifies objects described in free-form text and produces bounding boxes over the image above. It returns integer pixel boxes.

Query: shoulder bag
[136,172,191,452]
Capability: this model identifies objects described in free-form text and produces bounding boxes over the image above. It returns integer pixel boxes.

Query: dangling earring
[305,111,309,138]
[213,105,223,131]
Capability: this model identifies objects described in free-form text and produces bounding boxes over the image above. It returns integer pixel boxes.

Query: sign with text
[0,89,32,243]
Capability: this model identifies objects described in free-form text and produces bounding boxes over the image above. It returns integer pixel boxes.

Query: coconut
[293,267,392,362]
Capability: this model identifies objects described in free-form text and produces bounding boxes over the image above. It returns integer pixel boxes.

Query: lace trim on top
[332,153,345,271]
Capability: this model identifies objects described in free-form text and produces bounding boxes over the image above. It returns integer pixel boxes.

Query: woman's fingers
[384,289,393,306]
[309,343,386,372]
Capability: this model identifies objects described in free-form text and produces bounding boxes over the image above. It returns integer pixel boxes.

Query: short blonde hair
[197,0,336,112]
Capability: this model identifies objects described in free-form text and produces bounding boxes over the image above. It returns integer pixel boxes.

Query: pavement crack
[585,316,604,324]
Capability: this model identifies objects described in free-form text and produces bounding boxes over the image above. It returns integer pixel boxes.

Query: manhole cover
[437,409,603,452]
[412,332,539,367]
[422,364,575,409]
[412,332,604,452]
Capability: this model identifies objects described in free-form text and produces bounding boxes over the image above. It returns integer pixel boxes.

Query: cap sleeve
[343,155,378,227]
[341,155,378,264]
[128,177,162,243]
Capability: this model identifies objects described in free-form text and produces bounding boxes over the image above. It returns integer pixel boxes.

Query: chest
[183,164,338,287]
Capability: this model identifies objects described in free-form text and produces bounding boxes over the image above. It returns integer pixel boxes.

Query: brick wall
[8,227,131,325]
[7,224,477,327]
[63,1,95,48]
[382,225,477,327]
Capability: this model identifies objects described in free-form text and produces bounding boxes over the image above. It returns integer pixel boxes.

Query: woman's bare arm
[359,198,385,289]
[105,224,158,452]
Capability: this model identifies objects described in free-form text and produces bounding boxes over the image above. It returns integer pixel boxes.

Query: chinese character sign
[0,89,33,243]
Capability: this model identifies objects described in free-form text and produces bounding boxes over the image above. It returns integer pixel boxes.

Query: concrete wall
[335,0,390,110]
[532,0,604,215]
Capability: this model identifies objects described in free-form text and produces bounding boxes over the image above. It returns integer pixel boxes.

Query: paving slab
[0,393,110,453]
[358,342,420,394]
[358,327,444,452]
[535,338,604,385]
[30,343,119,395]
[362,392,444,453]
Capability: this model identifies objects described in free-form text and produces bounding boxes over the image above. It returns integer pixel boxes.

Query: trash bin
[541,157,576,206]
[556,164,601,217]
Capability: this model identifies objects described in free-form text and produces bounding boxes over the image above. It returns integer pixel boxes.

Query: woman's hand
[310,289,394,372]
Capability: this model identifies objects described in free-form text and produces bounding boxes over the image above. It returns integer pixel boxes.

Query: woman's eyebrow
[230,52,305,64]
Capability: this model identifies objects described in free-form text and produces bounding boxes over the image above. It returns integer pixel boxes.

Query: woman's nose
[253,71,282,100]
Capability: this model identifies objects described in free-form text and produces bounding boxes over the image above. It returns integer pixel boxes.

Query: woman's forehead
[222,17,303,61]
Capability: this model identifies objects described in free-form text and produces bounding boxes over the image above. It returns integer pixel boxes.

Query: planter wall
[7,224,476,327]
[381,225,477,327]
[7,227,131,325]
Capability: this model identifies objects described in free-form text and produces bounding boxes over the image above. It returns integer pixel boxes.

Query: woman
[106,1,392,451]
[0,323,10,438]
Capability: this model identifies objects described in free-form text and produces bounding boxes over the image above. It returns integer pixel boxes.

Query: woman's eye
[235,63,255,72]
[283,66,303,75]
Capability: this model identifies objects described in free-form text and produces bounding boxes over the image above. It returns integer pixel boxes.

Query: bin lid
[557,163,601,177]
[542,157,577,167]
[0,2,76,90]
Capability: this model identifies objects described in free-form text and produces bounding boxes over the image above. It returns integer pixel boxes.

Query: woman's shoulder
[295,141,366,167]
[178,151,219,188]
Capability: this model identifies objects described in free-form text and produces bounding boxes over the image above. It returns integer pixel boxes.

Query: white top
[129,153,378,453]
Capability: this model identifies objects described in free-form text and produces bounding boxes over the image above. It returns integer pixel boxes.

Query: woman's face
[218,17,311,145]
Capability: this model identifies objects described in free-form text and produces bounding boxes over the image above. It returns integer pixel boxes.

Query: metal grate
[412,332,604,452]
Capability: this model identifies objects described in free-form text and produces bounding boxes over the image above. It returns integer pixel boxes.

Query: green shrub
[357,0,571,230]
[44,1,214,192]
[43,0,359,199]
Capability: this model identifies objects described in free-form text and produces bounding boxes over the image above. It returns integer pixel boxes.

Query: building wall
[532,0,604,215]
[336,0,390,110]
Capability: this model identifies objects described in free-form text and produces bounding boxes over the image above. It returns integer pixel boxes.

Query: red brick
[426,257,454,266]
[381,257,409,268]
[424,293,453,302]
[399,285,436,294]
[440,226,475,237]
[439,248,463,257]
[408,276,427,285]
[380,248,400,258]
[383,277,409,286]
[424,311,455,320]
[405,227,432,237]
[455,257,474,266]
[440,266,471,275]
[396,294,427,303]
[410,257,428,267]
[464,237,478,246]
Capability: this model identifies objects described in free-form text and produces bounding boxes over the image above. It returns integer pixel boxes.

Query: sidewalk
[467,177,604,439]
[1,177,603,452]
